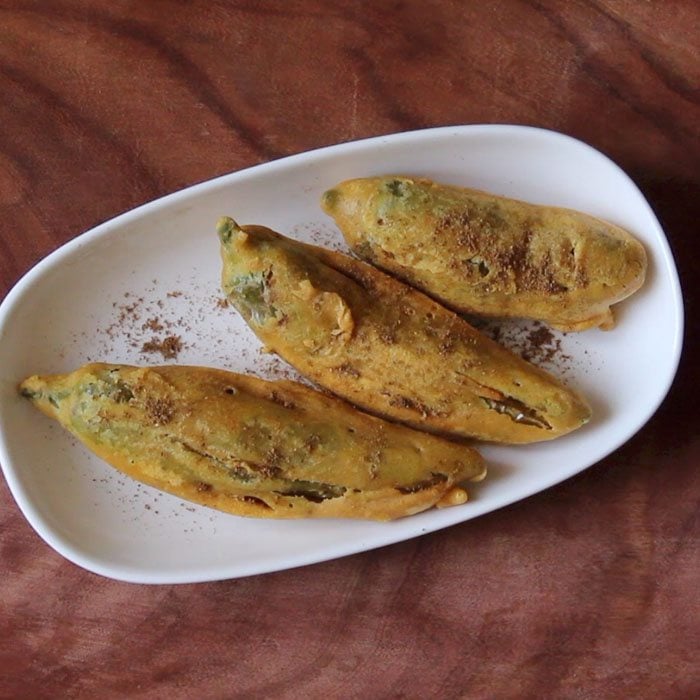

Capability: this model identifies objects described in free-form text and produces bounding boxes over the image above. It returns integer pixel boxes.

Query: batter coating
[20,364,485,521]
[218,217,591,443]
[321,176,647,331]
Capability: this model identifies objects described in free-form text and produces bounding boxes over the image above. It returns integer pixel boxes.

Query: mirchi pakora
[321,176,647,331]
[217,217,592,444]
[19,363,486,521]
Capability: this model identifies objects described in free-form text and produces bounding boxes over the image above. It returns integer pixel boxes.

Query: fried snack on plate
[321,176,647,331]
[19,363,485,521]
[217,217,591,444]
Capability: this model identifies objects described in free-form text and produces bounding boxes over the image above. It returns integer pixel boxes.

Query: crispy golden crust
[321,176,647,331]
[218,218,591,443]
[19,363,484,521]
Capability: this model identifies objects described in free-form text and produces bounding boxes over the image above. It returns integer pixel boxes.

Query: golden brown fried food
[19,363,485,521]
[321,176,647,331]
[218,217,591,443]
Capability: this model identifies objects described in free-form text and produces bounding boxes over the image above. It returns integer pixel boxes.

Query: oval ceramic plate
[0,125,683,583]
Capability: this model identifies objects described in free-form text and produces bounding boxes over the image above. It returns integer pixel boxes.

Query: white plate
[0,125,683,583]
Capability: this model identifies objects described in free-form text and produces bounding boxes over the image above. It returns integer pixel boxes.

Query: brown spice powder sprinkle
[478,319,572,369]
[268,391,296,410]
[524,325,556,358]
[144,397,175,425]
[141,317,165,333]
[334,362,360,378]
[141,335,184,360]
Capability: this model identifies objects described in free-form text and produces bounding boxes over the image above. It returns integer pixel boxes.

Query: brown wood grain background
[1,1,698,698]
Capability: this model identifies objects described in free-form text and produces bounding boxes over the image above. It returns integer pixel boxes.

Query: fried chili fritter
[218,217,591,444]
[322,176,647,331]
[20,363,485,520]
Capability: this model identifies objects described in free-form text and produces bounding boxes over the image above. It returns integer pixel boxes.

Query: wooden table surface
[1,1,698,698]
